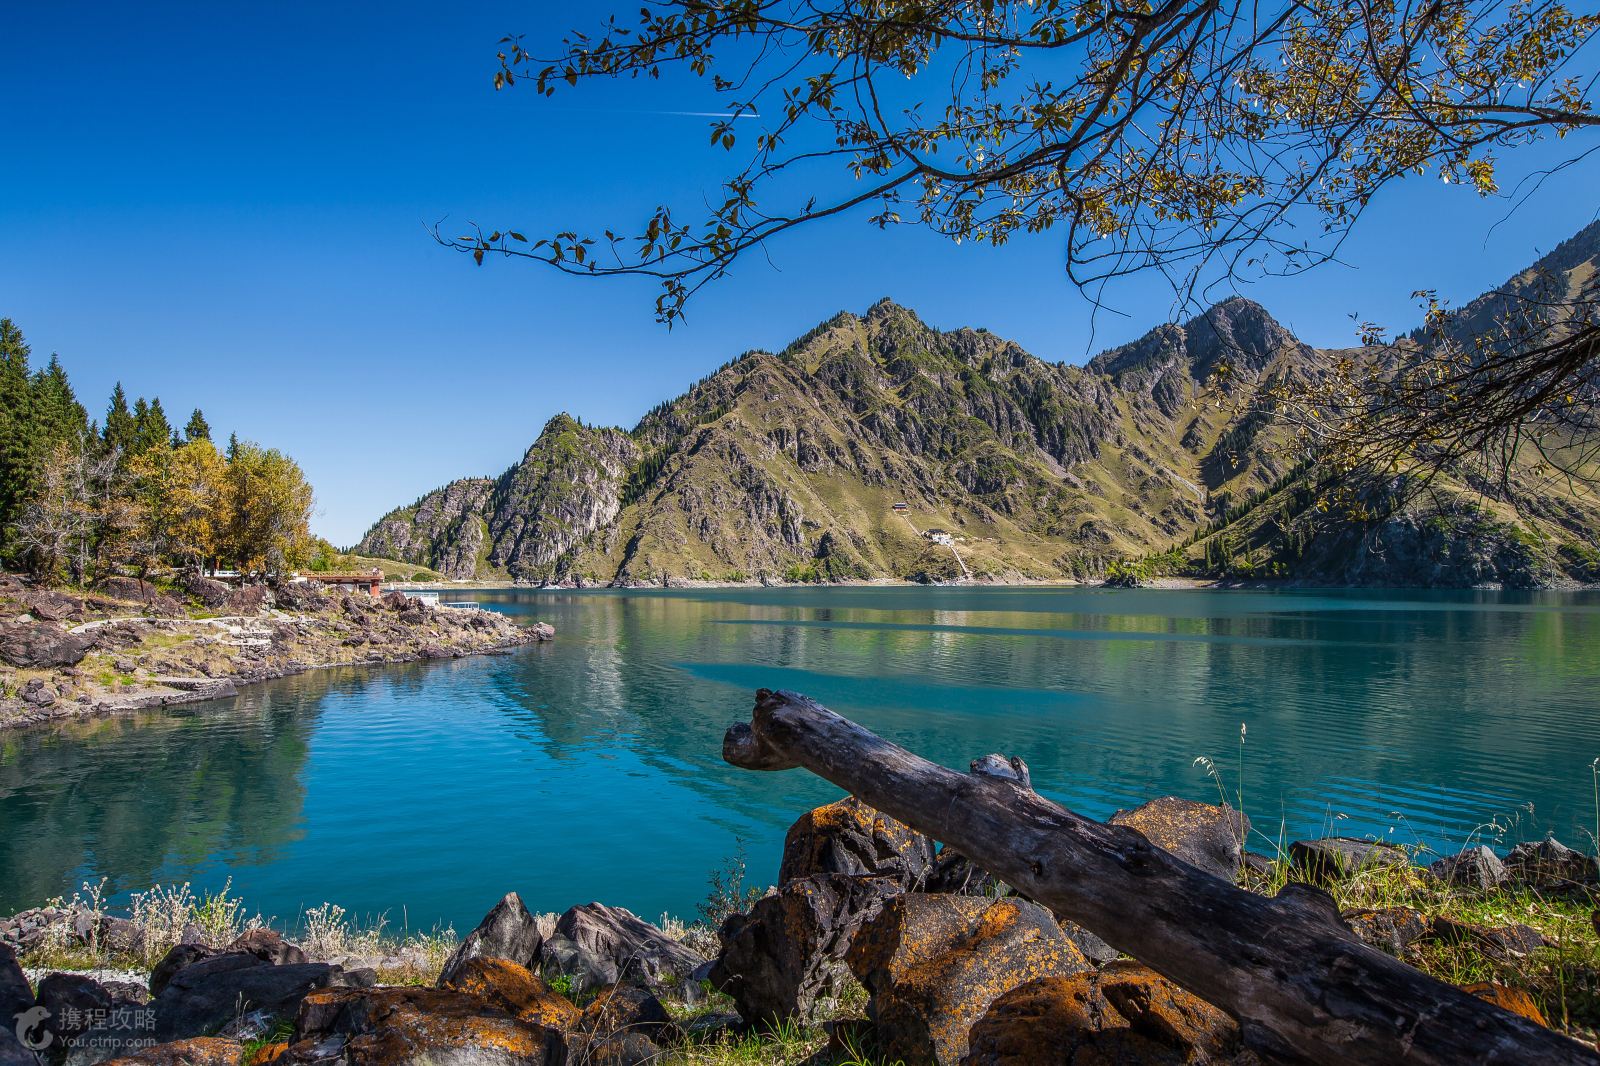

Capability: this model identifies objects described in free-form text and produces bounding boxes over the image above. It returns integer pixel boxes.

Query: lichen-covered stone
[1461,982,1547,1027]
[1340,907,1431,958]
[1506,838,1595,889]
[574,985,673,1045]
[1109,798,1249,881]
[438,958,579,1032]
[290,986,562,1066]
[1427,846,1508,891]
[847,895,1090,1066]
[101,1037,243,1066]
[962,963,1241,1065]
[780,797,935,889]
[711,873,900,1025]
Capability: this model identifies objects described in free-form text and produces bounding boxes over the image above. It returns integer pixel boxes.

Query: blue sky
[4,3,1598,545]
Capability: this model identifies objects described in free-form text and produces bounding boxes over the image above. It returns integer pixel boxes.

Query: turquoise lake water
[1,586,1596,934]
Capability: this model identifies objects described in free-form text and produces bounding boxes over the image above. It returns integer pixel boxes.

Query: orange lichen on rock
[780,795,935,887]
[848,894,1090,1065]
[1462,982,1548,1027]
[290,986,563,1066]
[438,956,581,1031]
[102,1037,245,1066]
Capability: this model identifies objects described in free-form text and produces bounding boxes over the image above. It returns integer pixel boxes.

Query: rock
[1056,921,1119,966]
[99,1038,242,1066]
[36,973,122,1052]
[779,796,935,889]
[18,680,55,707]
[272,583,329,612]
[225,930,306,967]
[1506,838,1595,888]
[0,945,32,1027]
[1425,918,1550,962]
[152,953,351,1041]
[573,985,673,1045]
[25,592,84,623]
[149,945,216,999]
[1108,798,1249,882]
[289,986,563,1066]
[1097,961,1240,1060]
[557,1031,660,1066]
[224,587,271,614]
[0,623,92,669]
[180,575,231,609]
[438,893,545,987]
[381,591,410,611]
[529,623,555,642]
[1341,907,1431,958]
[710,873,900,1025]
[551,904,704,996]
[94,579,184,617]
[1287,837,1410,884]
[1427,846,1508,891]
[437,958,579,1032]
[923,848,1006,897]
[846,895,1090,1066]
[0,1029,41,1066]
[1461,982,1547,1026]
[962,961,1241,1066]
[536,936,617,996]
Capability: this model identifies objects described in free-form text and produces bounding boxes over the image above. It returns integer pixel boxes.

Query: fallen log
[723,689,1596,1066]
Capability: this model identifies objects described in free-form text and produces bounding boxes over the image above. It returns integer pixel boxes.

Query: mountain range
[357,221,1600,588]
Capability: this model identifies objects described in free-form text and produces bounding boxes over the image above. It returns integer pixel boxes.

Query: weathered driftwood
[723,689,1596,1066]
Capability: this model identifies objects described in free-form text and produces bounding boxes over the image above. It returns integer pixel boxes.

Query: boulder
[437,893,545,986]
[923,848,1006,897]
[180,575,231,609]
[1109,798,1249,882]
[0,623,92,669]
[1056,921,1119,967]
[226,930,307,967]
[381,591,410,611]
[1425,918,1550,963]
[1287,837,1410,884]
[1506,838,1595,888]
[0,1029,41,1066]
[25,592,84,623]
[1427,846,1508,891]
[962,962,1241,1066]
[535,936,617,996]
[151,953,350,1041]
[36,973,123,1053]
[710,873,900,1025]
[557,1031,659,1066]
[1341,907,1431,958]
[846,895,1090,1066]
[1461,982,1547,1026]
[223,587,271,615]
[437,958,579,1032]
[20,680,56,707]
[0,945,33,1027]
[551,904,704,996]
[99,1039,242,1066]
[148,945,216,998]
[779,796,935,889]
[288,986,562,1066]
[94,579,184,617]
[272,583,329,612]
[529,623,555,642]
[573,985,673,1045]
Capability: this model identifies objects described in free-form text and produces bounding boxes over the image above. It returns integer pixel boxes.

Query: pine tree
[103,383,136,457]
[226,432,240,461]
[184,408,212,443]
[0,318,36,548]
[131,396,172,456]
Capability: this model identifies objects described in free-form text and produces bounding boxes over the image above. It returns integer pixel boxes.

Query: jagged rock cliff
[357,225,1600,587]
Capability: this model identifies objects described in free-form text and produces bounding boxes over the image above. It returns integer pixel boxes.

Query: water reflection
[1,586,1595,932]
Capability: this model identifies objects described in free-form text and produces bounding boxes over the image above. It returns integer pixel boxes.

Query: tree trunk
[722,688,1596,1066]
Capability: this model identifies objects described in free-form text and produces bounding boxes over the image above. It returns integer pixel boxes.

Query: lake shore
[0,574,549,732]
[3,793,1593,1064]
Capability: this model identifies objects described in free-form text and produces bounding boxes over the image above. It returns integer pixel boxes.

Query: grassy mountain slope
[357,232,1600,587]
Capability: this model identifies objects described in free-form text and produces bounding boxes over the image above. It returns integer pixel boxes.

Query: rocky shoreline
[0,574,550,732]
[2,795,1594,1065]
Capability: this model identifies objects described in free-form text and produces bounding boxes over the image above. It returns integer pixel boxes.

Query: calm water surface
[1,586,1596,932]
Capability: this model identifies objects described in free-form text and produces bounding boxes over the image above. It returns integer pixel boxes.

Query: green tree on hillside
[184,408,212,443]
[103,383,136,458]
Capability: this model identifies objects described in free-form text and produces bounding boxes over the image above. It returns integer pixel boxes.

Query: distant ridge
[359,225,1600,588]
